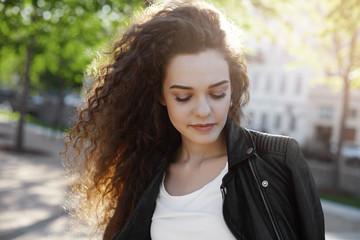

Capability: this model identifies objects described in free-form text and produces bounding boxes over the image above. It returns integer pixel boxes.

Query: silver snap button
[246,148,253,155]
[262,180,268,187]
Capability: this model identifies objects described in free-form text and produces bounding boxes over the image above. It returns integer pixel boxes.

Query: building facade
[245,45,310,145]
[245,44,360,149]
[306,85,360,149]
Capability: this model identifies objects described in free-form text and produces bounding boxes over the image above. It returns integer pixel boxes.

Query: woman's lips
[190,123,216,132]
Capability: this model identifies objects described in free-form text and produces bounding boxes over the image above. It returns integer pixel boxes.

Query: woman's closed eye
[175,92,226,102]
[175,96,191,102]
[210,92,226,99]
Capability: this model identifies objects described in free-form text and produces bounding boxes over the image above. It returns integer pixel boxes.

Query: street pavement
[1,122,360,240]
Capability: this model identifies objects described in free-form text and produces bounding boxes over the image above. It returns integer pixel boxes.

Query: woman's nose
[194,96,211,117]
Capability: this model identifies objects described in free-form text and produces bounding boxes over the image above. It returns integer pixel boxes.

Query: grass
[0,109,19,121]
[0,109,68,132]
[319,191,360,209]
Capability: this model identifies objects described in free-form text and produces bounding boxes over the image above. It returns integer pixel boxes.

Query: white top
[151,162,236,240]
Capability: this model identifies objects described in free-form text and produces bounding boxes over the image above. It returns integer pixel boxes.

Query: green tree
[317,0,359,190]
[0,0,144,151]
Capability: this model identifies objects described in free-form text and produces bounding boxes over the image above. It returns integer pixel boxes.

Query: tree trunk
[52,78,66,129]
[333,77,349,190]
[332,28,358,190]
[15,37,34,152]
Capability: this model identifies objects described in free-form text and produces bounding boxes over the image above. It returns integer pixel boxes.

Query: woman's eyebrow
[169,85,193,90]
[209,80,229,88]
[169,80,229,90]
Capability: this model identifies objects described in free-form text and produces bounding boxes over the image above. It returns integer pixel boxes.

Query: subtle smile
[190,123,216,132]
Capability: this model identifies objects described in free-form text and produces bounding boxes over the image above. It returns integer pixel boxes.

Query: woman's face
[162,49,231,146]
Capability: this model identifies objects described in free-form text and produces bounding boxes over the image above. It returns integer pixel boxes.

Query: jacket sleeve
[285,138,325,240]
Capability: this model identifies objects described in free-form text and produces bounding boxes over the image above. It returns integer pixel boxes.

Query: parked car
[0,89,14,104]
[10,94,43,117]
[343,145,360,168]
[302,139,333,163]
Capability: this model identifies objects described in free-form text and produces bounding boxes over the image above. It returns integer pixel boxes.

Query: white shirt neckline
[161,161,228,200]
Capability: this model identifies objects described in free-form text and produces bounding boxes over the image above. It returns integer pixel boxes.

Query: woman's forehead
[164,50,230,88]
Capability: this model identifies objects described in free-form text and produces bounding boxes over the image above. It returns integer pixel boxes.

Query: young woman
[63,1,325,240]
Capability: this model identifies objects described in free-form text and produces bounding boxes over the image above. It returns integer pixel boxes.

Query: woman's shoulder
[246,128,305,167]
[246,128,298,156]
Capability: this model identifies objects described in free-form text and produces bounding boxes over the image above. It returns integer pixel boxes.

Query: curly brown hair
[62,0,249,238]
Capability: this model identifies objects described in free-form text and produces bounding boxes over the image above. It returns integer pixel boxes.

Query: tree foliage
[266,0,360,89]
[0,0,143,92]
[0,0,144,151]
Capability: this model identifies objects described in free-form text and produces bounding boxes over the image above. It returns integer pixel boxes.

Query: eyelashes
[175,96,191,102]
[175,93,226,102]
[211,93,226,99]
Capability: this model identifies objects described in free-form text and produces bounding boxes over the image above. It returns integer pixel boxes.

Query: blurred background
[0,0,359,239]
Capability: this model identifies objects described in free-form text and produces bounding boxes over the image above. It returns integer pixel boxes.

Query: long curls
[62,0,249,237]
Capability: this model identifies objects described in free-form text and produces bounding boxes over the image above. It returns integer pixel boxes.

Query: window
[295,75,302,95]
[289,115,296,131]
[265,75,272,93]
[315,126,332,146]
[348,109,357,118]
[320,106,333,119]
[274,114,281,130]
[280,74,286,93]
[344,128,356,141]
[261,113,268,131]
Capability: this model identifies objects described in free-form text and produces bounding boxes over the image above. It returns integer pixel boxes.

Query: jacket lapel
[225,118,255,168]
[114,158,167,240]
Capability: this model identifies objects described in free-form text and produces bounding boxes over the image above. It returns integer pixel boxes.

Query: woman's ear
[158,94,166,106]
[159,99,166,106]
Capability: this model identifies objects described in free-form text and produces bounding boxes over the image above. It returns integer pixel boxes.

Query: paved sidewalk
[322,200,360,239]
[0,122,93,240]
[1,122,360,239]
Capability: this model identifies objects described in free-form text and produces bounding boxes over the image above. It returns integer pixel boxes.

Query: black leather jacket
[112,120,325,240]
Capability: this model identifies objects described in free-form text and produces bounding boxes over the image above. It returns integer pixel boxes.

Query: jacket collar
[224,118,255,169]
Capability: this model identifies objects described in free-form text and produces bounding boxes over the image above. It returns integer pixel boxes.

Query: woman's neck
[176,131,227,165]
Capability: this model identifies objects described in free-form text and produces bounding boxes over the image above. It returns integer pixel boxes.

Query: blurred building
[306,85,360,149]
[246,44,310,145]
[245,44,360,151]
